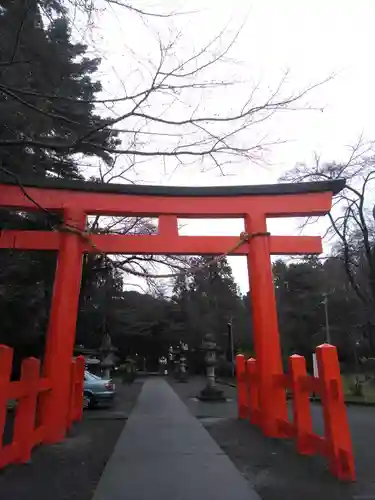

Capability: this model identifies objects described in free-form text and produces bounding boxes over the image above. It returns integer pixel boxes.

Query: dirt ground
[0,379,143,500]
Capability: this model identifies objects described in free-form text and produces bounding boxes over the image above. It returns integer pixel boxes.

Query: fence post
[0,346,13,451]
[72,356,85,422]
[246,358,260,425]
[13,357,40,463]
[289,354,314,455]
[236,354,248,419]
[316,344,355,481]
[66,360,76,431]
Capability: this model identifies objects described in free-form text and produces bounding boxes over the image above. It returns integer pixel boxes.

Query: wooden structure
[236,345,355,481]
[0,346,84,467]
[0,177,350,470]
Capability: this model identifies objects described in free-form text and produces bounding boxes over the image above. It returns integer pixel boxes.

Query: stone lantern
[177,341,189,382]
[197,332,225,401]
[168,345,177,375]
[99,333,117,379]
[169,342,189,382]
[159,356,168,375]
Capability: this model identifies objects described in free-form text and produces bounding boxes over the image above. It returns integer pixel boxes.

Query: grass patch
[340,374,375,403]
[220,374,375,404]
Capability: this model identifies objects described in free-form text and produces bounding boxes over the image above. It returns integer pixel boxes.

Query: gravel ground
[3,375,373,500]
[205,418,355,500]
[0,379,143,500]
[170,376,375,500]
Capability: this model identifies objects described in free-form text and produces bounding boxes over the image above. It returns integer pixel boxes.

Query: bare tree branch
[280,139,375,311]
[1,5,330,174]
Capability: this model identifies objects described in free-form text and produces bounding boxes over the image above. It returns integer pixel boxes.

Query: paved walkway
[92,378,260,500]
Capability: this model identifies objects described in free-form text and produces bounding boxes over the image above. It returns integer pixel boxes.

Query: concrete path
[92,378,260,500]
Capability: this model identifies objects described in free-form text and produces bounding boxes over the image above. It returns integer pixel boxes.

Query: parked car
[83,370,116,408]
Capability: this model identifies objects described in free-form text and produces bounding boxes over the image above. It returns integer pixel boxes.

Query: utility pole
[322,294,331,344]
[227,319,235,377]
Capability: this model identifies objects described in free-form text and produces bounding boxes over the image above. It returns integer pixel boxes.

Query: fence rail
[236,344,356,481]
[0,345,84,469]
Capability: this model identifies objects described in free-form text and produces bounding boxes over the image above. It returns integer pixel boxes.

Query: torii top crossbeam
[0,177,345,256]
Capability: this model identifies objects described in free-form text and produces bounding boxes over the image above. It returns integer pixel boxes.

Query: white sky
[75,0,375,293]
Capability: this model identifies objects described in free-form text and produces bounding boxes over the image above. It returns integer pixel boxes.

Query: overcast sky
[76,0,375,293]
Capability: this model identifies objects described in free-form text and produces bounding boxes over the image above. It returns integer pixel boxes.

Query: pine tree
[172,256,246,350]
[0,0,118,178]
[0,0,119,368]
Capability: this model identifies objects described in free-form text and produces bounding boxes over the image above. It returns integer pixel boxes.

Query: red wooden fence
[0,345,85,468]
[67,357,85,431]
[236,344,355,481]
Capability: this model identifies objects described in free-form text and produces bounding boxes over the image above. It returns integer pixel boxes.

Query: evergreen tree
[0,0,118,178]
[0,0,118,367]
[172,256,248,351]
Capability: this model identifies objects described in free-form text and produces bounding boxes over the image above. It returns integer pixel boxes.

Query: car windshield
[85,371,102,381]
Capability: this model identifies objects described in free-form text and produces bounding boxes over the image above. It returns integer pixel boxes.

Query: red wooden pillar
[13,357,40,463]
[71,355,85,424]
[41,209,85,443]
[0,346,13,449]
[245,212,287,437]
[289,354,314,455]
[246,357,260,426]
[235,354,248,419]
[316,344,355,481]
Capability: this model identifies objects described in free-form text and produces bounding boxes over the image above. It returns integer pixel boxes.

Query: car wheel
[83,393,95,409]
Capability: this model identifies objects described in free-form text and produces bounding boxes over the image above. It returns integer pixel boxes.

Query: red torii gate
[0,177,345,445]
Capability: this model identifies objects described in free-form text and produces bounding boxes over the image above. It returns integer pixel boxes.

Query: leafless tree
[1,0,332,292]
[1,0,329,178]
[84,208,190,292]
[281,139,375,346]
